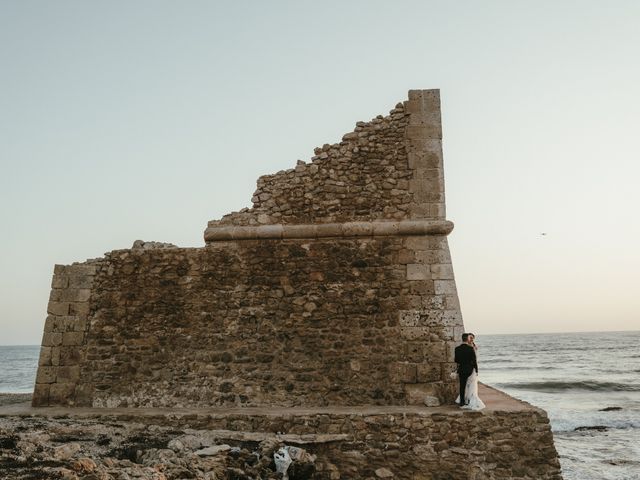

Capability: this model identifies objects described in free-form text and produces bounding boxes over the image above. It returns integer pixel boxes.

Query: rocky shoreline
[0,395,317,480]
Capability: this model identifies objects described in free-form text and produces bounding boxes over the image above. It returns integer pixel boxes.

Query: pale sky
[1,1,639,345]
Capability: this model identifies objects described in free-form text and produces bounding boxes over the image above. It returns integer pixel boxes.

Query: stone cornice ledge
[204,220,454,242]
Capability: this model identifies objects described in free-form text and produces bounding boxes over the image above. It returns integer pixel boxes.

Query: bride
[456,334,485,410]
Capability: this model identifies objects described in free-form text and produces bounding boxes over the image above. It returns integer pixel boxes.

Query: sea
[1,331,639,479]
[480,331,640,480]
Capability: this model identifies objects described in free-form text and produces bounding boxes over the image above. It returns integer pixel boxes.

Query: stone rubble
[0,416,318,480]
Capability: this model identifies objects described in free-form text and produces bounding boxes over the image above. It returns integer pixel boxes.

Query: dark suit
[454,343,478,406]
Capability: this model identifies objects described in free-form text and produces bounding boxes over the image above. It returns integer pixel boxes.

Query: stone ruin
[30,90,563,479]
[34,89,460,409]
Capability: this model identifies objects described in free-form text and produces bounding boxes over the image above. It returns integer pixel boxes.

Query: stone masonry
[33,89,464,409]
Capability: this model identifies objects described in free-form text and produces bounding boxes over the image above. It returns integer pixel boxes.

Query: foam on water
[479,330,640,480]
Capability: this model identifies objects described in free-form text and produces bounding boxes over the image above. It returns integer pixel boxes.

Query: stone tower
[33,89,465,408]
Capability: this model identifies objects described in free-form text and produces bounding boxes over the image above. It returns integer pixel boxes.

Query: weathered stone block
[431,264,454,280]
[68,275,94,289]
[403,237,430,251]
[404,383,439,405]
[62,331,85,346]
[406,264,430,280]
[38,346,52,366]
[389,362,417,383]
[57,365,81,382]
[453,325,465,342]
[404,343,424,362]
[59,347,81,366]
[430,203,446,218]
[72,317,87,332]
[423,295,446,310]
[398,310,420,327]
[60,288,92,303]
[397,249,415,264]
[400,327,429,340]
[32,384,50,406]
[49,383,76,404]
[44,315,55,333]
[417,364,441,382]
[445,295,460,310]
[47,302,70,316]
[409,280,435,295]
[36,366,57,384]
[49,289,62,302]
[423,342,447,363]
[407,90,425,101]
[69,302,90,316]
[441,310,463,327]
[51,347,61,366]
[67,265,97,276]
[42,332,62,347]
[434,280,457,295]
[415,167,444,181]
[74,384,93,406]
[415,250,449,264]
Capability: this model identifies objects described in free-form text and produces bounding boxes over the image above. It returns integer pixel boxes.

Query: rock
[423,395,441,407]
[285,446,316,480]
[72,457,97,473]
[58,468,79,480]
[131,240,178,250]
[599,406,622,411]
[375,467,394,478]
[139,448,178,465]
[53,442,82,460]
[195,444,232,456]
[575,425,608,432]
[168,434,204,451]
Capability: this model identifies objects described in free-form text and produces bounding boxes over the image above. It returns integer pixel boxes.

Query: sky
[1,1,639,344]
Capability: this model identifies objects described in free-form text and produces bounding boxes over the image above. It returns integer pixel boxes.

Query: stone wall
[33,89,465,409]
[160,406,562,480]
[34,230,462,408]
[1,401,562,480]
[209,89,444,228]
[34,263,98,406]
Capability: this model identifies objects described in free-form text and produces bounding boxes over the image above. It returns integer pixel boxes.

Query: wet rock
[575,425,608,432]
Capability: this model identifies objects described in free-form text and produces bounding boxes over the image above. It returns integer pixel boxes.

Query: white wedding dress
[455,370,485,410]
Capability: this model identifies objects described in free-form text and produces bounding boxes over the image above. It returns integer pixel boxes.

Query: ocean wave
[497,380,640,392]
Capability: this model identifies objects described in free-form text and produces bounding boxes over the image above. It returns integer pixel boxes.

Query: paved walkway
[0,384,537,419]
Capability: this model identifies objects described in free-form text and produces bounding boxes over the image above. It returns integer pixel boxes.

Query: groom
[454,333,478,407]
